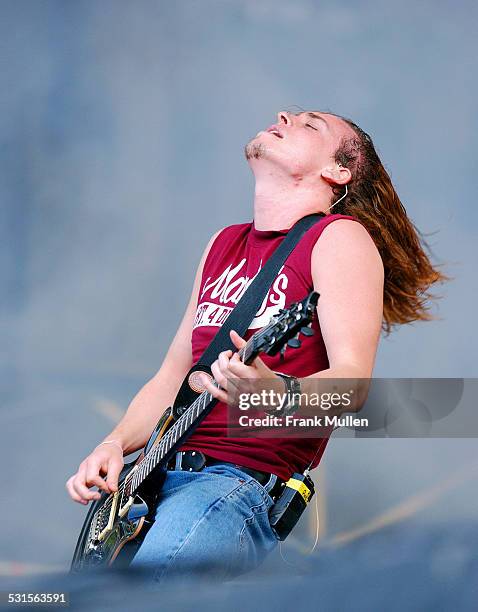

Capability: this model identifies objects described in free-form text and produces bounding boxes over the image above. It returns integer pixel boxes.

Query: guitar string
[92,304,309,525]
[92,311,298,523]
[122,316,274,492]
[91,302,310,525]
[95,372,226,520]
[122,303,307,494]
[95,322,266,518]
[122,330,255,490]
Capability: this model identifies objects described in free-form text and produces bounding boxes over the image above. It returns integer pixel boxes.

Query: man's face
[245,110,353,179]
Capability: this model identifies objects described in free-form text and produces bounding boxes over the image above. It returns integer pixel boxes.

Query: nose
[277,111,291,126]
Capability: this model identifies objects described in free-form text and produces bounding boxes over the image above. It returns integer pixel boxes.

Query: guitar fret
[130,381,240,493]
[178,416,185,438]
[131,396,204,493]
[150,448,158,469]
[145,454,152,475]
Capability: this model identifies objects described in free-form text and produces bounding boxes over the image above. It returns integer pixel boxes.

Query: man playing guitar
[66,109,444,581]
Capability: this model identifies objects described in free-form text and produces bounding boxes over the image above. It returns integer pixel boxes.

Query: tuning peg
[287,337,301,349]
[300,326,314,337]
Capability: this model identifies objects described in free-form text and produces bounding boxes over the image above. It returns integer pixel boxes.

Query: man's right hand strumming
[66,441,125,505]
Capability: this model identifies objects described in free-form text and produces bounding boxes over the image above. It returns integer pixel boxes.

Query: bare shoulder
[310,219,384,377]
[312,218,384,278]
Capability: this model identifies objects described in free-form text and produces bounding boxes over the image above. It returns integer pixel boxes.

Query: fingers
[222,351,243,380]
[66,468,97,505]
[201,373,228,403]
[106,458,123,493]
[228,331,272,375]
[66,475,88,505]
[211,351,231,389]
[70,463,102,503]
[213,349,250,380]
[230,329,247,349]
[201,330,266,406]
[66,448,125,504]
[206,337,258,405]
[227,353,252,377]
[86,459,112,494]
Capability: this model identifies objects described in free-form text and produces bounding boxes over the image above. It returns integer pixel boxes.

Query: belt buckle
[176,450,207,472]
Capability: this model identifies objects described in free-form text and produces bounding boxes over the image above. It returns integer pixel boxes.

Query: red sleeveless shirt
[180,213,361,480]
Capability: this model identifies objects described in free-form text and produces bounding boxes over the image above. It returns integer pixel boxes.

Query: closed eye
[305,123,318,130]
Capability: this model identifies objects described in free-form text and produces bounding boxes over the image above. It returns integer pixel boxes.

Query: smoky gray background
[1,0,477,572]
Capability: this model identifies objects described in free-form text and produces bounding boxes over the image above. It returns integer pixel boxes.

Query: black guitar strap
[174,212,325,408]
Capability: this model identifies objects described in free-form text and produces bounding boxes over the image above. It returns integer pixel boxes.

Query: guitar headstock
[249,291,319,359]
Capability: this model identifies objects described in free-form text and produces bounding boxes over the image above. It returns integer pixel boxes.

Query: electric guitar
[70,291,319,572]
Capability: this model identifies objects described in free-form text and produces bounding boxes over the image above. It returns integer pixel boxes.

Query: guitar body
[70,409,174,572]
[70,292,319,573]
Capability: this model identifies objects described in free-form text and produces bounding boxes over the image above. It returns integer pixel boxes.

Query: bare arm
[310,219,384,377]
[300,219,384,409]
[66,229,222,503]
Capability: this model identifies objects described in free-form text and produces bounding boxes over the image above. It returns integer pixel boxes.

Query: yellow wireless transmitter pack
[268,472,315,541]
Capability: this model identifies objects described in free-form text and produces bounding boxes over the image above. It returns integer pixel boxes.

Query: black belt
[167,450,285,501]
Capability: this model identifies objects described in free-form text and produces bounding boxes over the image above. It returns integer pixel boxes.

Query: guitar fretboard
[122,338,256,499]
[129,387,215,493]
[118,293,315,504]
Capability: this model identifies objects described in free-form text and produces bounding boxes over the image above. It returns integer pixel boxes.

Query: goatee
[244,141,266,161]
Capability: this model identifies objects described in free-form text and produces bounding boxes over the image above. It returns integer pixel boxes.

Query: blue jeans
[129,463,279,583]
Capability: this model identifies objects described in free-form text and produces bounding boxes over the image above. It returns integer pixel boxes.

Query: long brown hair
[328,113,449,335]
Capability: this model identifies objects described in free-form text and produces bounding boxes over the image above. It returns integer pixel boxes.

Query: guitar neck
[124,290,318,497]
[127,339,256,495]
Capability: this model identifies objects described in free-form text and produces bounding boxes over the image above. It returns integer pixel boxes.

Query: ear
[321,164,351,187]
